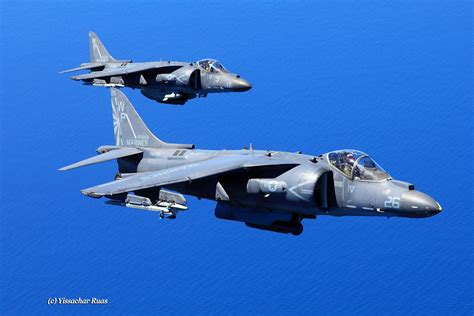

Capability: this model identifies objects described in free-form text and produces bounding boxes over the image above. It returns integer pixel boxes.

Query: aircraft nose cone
[401,190,442,217]
[231,78,252,92]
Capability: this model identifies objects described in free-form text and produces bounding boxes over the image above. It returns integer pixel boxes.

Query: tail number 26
[384,196,400,209]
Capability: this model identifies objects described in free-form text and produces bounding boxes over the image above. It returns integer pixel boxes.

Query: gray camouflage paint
[60,89,442,235]
[61,32,251,105]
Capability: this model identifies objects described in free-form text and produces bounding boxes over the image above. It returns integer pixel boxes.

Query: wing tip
[58,164,77,171]
[80,189,103,199]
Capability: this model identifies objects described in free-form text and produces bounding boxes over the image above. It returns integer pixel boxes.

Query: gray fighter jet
[61,32,252,105]
[60,89,442,235]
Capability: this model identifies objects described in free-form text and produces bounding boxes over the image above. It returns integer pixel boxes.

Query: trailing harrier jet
[61,32,251,105]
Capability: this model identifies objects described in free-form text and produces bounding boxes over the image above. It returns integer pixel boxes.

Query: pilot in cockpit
[346,153,355,165]
[198,59,230,74]
[343,153,355,177]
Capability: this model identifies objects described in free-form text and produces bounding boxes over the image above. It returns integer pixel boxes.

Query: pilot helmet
[346,153,355,164]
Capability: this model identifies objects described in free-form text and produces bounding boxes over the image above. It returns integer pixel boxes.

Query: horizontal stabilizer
[59,147,142,171]
[60,63,105,74]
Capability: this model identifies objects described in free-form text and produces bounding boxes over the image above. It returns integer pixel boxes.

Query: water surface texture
[1,1,472,314]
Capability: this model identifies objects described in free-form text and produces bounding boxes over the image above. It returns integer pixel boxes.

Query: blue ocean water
[1,0,472,314]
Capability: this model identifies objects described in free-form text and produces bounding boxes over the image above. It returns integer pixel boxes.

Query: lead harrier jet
[60,89,442,235]
[61,32,251,105]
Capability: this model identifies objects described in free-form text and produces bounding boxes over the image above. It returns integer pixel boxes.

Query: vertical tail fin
[110,89,195,149]
[89,32,116,63]
[111,88,165,147]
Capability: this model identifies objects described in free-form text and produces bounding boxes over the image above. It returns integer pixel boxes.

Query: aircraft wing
[59,147,143,171]
[70,63,183,81]
[59,63,105,74]
[81,154,300,197]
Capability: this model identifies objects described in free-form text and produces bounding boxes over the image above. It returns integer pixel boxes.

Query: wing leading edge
[59,147,143,171]
[81,154,300,198]
[70,63,183,81]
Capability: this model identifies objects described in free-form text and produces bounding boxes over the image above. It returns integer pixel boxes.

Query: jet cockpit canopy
[197,59,229,73]
[326,150,391,181]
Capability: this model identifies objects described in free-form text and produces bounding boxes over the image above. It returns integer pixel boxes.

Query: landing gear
[290,222,304,236]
